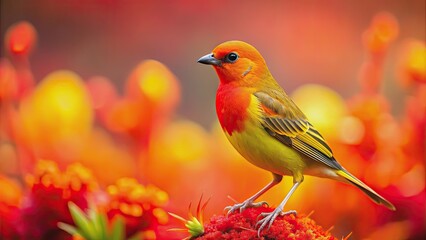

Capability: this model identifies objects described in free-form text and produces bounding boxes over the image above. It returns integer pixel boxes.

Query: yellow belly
[225,118,307,177]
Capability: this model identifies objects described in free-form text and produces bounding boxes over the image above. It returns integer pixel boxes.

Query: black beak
[197,53,222,66]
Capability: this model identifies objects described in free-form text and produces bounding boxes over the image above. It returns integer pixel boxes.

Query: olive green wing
[254,91,342,170]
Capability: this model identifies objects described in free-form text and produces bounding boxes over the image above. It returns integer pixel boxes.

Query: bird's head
[198,41,270,85]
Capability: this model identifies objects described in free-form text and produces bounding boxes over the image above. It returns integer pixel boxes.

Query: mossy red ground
[196,207,337,240]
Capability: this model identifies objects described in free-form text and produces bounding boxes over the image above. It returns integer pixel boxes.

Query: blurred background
[1,0,425,239]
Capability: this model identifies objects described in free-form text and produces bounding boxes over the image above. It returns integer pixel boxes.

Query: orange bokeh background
[1,1,425,239]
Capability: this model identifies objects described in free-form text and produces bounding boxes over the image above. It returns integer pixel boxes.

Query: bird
[197,40,395,236]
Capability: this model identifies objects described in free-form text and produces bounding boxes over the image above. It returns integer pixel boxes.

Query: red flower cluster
[17,160,97,239]
[197,207,338,240]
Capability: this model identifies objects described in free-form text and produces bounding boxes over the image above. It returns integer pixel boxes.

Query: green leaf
[110,216,125,240]
[57,222,79,236]
[185,216,204,237]
[86,200,108,240]
[88,207,100,238]
[96,210,108,240]
[68,202,96,240]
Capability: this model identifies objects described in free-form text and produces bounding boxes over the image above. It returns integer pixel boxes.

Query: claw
[256,201,269,208]
[255,209,271,222]
[255,209,297,237]
[280,210,297,216]
[224,200,269,216]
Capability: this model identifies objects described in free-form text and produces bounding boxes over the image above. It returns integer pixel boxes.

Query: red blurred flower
[0,176,22,239]
[360,12,399,94]
[3,21,37,99]
[0,59,18,102]
[4,21,37,57]
[86,76,119,124]
[0,204,20,240]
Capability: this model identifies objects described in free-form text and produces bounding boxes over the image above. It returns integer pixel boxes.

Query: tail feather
[335,169,396,211]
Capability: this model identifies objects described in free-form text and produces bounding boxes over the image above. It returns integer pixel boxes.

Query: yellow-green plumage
[225,94,307,181]
[226,89,394,212]
[335,169,396,210]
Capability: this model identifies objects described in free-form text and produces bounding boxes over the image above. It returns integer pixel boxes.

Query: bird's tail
[335,169,396,211]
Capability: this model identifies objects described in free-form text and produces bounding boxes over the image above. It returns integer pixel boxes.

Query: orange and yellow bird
[198,40,395,235]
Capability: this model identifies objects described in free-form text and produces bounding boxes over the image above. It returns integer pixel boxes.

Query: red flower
[197,207,338,240]
[17,160,97,239]
[0,176,22,239]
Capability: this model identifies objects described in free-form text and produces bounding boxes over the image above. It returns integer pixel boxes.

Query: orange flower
[106,177,169,239]
[362,12,399,54]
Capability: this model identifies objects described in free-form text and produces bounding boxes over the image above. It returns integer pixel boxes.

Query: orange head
[198,41,271,85]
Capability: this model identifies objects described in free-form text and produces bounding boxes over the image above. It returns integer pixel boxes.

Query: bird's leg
[256,180,301,237]
[225,173,282,215]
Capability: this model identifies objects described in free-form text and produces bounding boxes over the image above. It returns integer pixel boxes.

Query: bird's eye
[225,52,239,63]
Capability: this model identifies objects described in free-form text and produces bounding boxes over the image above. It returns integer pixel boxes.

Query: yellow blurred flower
[399,40,426,86]
[125,60,180,113]
[0,175,22,207]
[149,120,209,165]
[17,70,93,161]
[291,84,347,140]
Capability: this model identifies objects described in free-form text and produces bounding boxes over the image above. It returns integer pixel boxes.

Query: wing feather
[254,91,341,170]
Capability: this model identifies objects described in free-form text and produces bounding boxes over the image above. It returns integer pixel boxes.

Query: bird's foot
[224,200,269,215]
[255,208,297,237]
